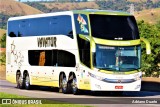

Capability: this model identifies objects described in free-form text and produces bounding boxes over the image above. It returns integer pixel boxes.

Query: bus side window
[48,16,73,38]
[18,32,22,37]
[44,50,55,66]
[52,50,57,66]
[67,31,73,38]
[8,20,19,37]
[29,50,52,66]
[57,50,76,67]
[74,14,89,36]
[9,32,16,37]
[39,51,46,66]
[28,50,40,65]
[77,35,90,68]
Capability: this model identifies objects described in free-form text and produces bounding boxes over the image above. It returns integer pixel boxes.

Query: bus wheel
[72,77,79,95]
[24,73,31,90]
[59,74,67,94]
[16,72,24,89]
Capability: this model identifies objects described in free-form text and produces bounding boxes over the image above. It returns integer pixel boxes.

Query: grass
[0,92,26,98]
[0,92,92,107]
[0,65,6,80]
[135,8,160,24]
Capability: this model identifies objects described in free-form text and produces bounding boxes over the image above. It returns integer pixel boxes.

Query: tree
[0,33,6,48]
[138,20,160,77]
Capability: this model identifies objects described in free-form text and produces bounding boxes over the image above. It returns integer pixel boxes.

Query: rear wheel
[59,74,68,94]
[16,72,24,89]
[24,73,31,90]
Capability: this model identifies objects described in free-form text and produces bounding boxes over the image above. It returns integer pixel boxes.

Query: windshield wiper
[119,68,138,71]
[97,67,116,71]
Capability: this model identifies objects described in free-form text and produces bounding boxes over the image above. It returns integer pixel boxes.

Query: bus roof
[8,9,132,21]
[73,9,131,16]
[8,11,73,21]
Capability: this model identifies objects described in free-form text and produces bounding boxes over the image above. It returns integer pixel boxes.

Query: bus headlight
[134,74,142,81]
[88,72,104,81]
[135,84,141,90]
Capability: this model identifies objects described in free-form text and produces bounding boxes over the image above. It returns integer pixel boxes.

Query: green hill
[0,0,42,15]
[135,8,160,24]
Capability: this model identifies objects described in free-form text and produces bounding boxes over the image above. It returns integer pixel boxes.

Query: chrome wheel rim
[62,78,67,91]
[72,78,77,92]
[18,75,23,87]
[25,75,30,87]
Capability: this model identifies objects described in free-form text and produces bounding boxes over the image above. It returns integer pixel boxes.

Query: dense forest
[96,0,160,11]
[138,21,160,77]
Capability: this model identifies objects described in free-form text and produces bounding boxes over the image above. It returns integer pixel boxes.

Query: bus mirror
[140,37,151,54]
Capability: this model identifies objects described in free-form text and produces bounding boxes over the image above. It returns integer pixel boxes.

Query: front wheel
[72,78,80,95]
[24,74,31,90]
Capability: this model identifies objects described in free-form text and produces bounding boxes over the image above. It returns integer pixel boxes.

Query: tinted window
[74,14,89,35]
[18,20,29,37]
[8,15,73,38]
[8,21,19,37]
[90,15,140,40]
[77,36,90,68]
[28,50,76,67]
[28,50,53,66]
[57,50,76,67]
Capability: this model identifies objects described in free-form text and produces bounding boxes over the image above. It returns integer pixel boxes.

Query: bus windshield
[93,45,141,72]
[90,15,139,40]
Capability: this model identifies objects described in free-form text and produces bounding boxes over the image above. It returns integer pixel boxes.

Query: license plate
[115,86,123,89]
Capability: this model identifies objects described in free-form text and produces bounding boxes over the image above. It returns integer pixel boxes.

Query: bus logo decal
[37,37,57,48]
[10,41,24,69]
[77,14,88,33]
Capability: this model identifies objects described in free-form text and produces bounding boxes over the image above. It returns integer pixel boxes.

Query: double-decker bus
[6,10,151,95]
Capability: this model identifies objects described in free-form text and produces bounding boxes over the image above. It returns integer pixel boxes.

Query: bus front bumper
[90,77,141,91]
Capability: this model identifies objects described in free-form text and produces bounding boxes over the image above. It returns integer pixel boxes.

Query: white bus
[6,10,151,95]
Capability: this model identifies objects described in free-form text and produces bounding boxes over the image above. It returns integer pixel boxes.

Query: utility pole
[130,4,134,15]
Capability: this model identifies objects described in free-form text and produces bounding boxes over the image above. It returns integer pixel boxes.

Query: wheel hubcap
[72,78,77,92]
[25,76,30,87]
[18,75,23,86]
[62,78,67,91]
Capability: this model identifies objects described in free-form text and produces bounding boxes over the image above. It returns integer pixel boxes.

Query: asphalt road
[0,80,160,107]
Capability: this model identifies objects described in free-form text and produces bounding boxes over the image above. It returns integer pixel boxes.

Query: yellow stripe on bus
[93,37,141,46]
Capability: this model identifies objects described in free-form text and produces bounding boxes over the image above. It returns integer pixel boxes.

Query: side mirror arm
[140,37,151,54]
